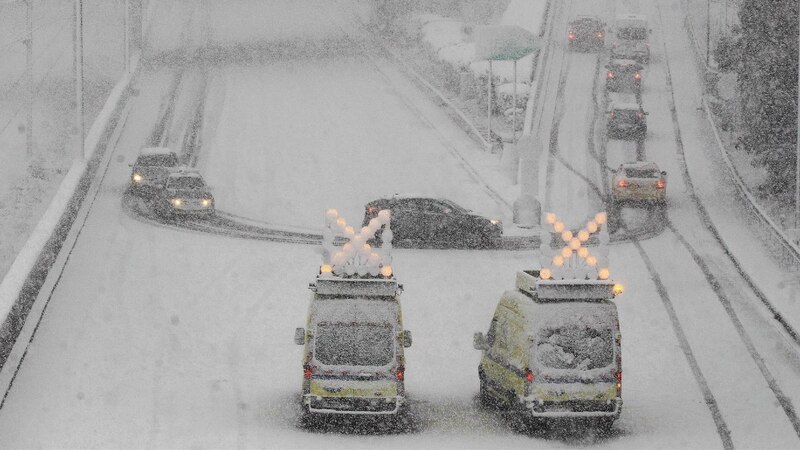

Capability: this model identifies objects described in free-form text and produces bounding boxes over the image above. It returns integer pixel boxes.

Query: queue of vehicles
[129,146,216,218]
[567,12,667,207]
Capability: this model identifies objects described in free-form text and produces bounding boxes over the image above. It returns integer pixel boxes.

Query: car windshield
[136,154,178,166]
[314,322,394,366]
[625,168,659,178]
[617,27,647,40]
[536,325,614,370]
[168,177,205,190]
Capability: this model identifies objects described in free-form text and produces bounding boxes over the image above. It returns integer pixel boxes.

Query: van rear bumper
[303,394,404,415]
[524,398,622,418]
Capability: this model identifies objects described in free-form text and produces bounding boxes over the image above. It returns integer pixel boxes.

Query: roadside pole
[73,0,85,161]
[25,0,33,162]
[487,60,492,150]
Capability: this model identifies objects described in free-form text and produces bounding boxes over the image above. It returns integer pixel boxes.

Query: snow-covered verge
[681,1,800,253]
[0,1,127,290]
[0,62,140,365]
[394,0,549,143]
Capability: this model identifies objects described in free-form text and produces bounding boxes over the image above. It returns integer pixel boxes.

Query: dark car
[606,59,643,94]
[606,96,648,140]
[567,15,605,50]
[154,170,215,218]
[363,197,502,249]
[129,147,180,196]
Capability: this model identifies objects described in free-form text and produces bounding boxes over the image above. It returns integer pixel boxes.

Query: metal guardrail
[683,10,800,265]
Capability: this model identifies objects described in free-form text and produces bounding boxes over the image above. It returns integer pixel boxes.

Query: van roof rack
[310,277,401,297]
[517,270,615,301]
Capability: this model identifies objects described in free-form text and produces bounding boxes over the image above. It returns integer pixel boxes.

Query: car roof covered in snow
[571,15,602,23]
[608,92,642,110]
[167,168,203,179]
[615,13,647,23]
[138,147,176,156]
[620,161,660,172]
[609,58,641,68]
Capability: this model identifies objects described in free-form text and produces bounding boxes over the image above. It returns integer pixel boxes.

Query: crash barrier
[682,11,800,266]
[0,60,142,371]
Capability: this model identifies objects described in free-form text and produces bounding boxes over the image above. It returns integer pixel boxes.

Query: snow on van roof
[139,147,176,156]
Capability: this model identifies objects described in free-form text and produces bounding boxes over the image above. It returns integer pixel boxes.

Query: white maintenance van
[294,208,412,419]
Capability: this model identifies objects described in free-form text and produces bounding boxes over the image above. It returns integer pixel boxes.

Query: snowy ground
[0,0,800,448]
[0,0,126,282]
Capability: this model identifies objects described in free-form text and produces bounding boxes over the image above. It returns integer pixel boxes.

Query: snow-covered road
[0,0,799,448]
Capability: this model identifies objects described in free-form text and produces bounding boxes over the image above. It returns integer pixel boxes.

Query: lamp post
[73,0,85,161]
[25,0,32,162]
[706,0,711,67]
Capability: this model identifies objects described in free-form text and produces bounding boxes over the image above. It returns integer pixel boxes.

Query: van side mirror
[403,330,413,348]
[661,171,667,176]
[473,332,489,351]
[294,327,306,345]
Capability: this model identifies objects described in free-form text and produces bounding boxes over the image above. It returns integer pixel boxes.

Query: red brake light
[303,365,313,379]
[634,71,641,80]
[568,31,575,40]
[615,371,622,396]
[607,71,615,79]
[396,367,405,381]
[656,179,666,189]
[617,178,629,188]
[525,369,534,383]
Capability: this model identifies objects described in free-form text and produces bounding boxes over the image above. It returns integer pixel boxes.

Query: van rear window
[536,326,613,370]
[314,322,394,366]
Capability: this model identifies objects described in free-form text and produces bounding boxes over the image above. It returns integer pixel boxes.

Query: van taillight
[656,179,666,189]
[525,369,534,383]
[395,367,405,381]
[303,365,313,379]
[615,371,622,396]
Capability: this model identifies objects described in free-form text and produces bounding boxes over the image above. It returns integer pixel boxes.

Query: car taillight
[634,71,641,80]
[637,112,644,120]
[395,367,405,381]
[525,369,534,383]
[615,371,622,396]
[656,179,666,189]
[568,31,575,40]
[609,111,616,118]
[607,71,615,79]
[303,365,313,379]
[617,179,629,188]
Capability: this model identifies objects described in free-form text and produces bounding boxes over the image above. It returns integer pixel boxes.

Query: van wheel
[479,376,497,409]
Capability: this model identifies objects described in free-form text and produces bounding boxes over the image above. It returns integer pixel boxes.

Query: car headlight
[201,197,213,207]
[132,173,143,183]
[490,219,501,226]
[170,197,183,207]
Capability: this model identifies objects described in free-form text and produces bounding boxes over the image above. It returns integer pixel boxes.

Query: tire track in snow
[638,0,800,442]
